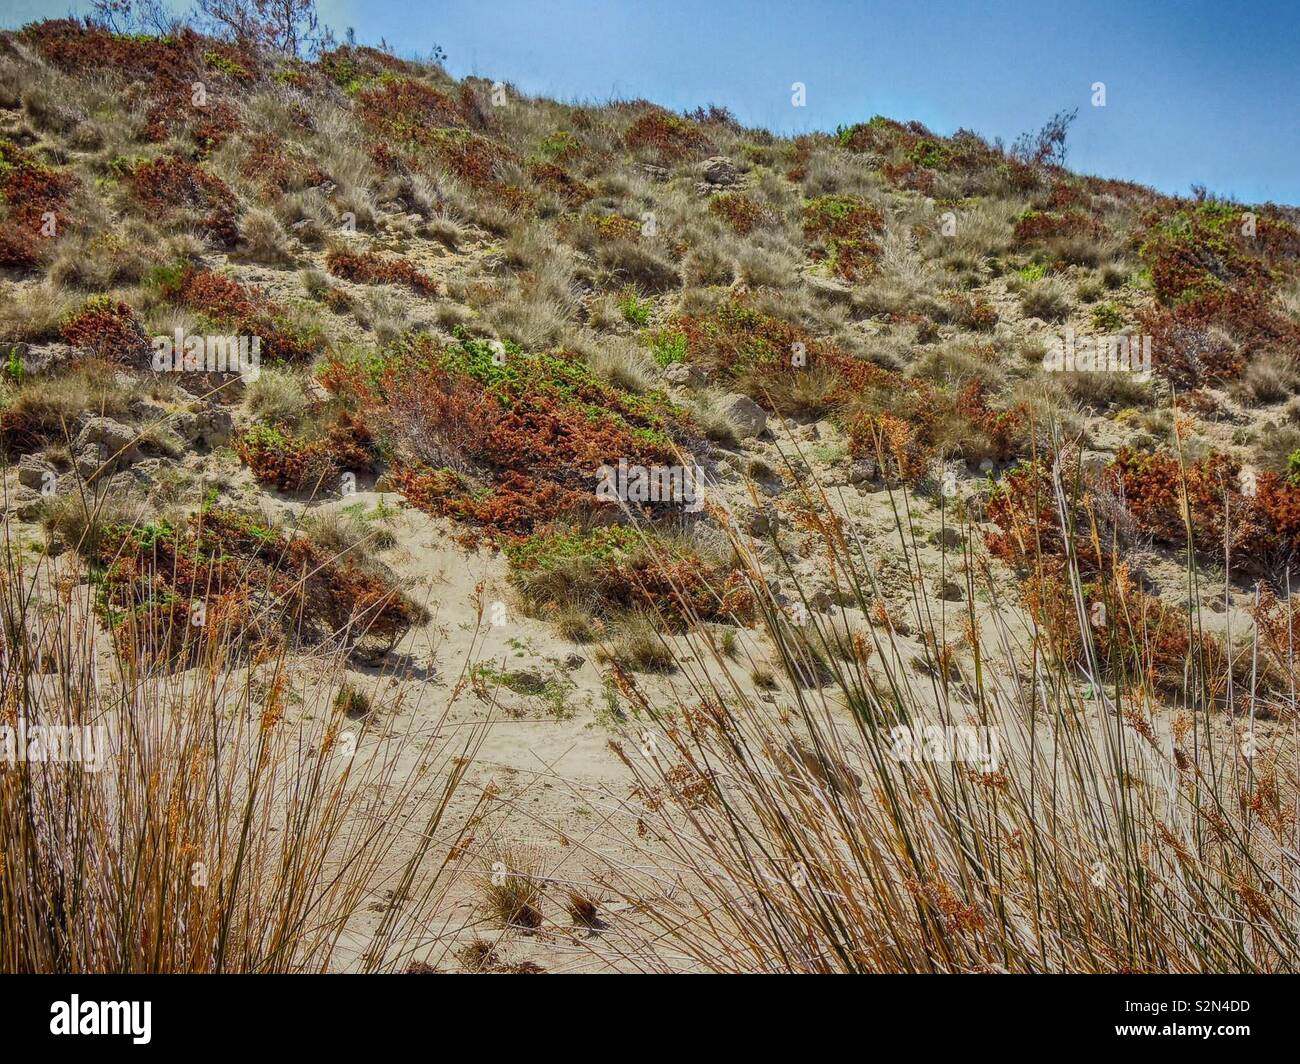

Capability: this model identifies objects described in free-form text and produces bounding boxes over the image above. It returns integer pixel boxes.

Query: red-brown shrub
[0,139,76,268]
[236,413,376,494]
[130,157,240,246]
[239,134,329,195]
[708,193,774,235]
[1138,288,1300,388]
[325,248,438,295]
[159,266,321,363]
[624,110,711,162]
[24,21,246,149]
[60,297,149,363]
[96,507,424,668]
[1013,209,1102,244]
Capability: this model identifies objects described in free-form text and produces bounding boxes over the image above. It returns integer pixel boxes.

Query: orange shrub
[60,297,149,363]
[96,508,424,668]
[624,110,711,162]
[325,248,438,295]
[0,138,76,268]
[129,157,240,246]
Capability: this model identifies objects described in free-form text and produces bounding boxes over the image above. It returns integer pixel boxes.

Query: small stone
[699,156,738,186]
[16,454,54,490]
[744,506,779,537]
[1080,450,1111,474]
[74,417,138,466]
[808,588,833,612]
[349,631,395,666]
[848,458,876,486]
[933,577,964,602]
[717,393,767,439]
[662,360,703,387]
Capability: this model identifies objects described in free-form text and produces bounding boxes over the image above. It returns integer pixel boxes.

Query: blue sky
[6,0,1299,205]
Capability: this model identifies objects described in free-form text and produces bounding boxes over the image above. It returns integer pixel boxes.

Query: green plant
[476,844,545,930]
[3,345,23,383]
[334,682,371,719]
[1091,301,1125,330]
[645,328,688,366]
[619,291,653,326]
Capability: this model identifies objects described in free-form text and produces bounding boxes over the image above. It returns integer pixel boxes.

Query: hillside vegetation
[2,16,1299,973]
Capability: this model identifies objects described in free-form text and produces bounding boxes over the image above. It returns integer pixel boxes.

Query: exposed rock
[804,272,855,305]
[934,577,965,602]
[1080,449,1111,475]
[173,405,234,449]
[74,417,139,467]
[128,397,169,421]
[847,458,877,485]
[74,443,109,480]
[808,588,833,612]
[16,454,55,491]
[13,341,74,378]
[102,471,140,499]
[9,489,45,521]
[744,505,779,537]
[699,156,739,186]
[929,527,963,548]
[131,457,166,482]
[179,371,247,402]
[349,630,396,666]
[717,393,767,439]
[662,360,704,387]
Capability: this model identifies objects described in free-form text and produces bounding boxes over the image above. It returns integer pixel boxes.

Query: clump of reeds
[0,509,485,973]
[581,434,1299,973]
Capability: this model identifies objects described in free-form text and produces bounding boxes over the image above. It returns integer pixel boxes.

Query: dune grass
[0,508,486,973]
[564,435,1299,973]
